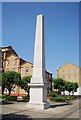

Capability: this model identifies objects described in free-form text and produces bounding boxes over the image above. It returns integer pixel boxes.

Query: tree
[53,77,79,96]
[0,73,2,93]
[0,72,7,95]
[72,82,79,95]
[20,76,31,99]
[2,71,21,96]
[53,78,65,95]
[65,82,74,96]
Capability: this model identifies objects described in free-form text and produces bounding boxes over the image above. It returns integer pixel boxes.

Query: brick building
[57,63,81,95]
[1,46,52,96]
[57,63,81,85]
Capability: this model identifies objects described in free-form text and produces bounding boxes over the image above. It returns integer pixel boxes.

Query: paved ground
[0,98,81,120]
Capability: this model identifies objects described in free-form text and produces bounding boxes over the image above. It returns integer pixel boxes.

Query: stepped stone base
[27,101,49,109]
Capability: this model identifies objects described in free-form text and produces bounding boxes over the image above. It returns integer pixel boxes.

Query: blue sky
[2,2,79,77]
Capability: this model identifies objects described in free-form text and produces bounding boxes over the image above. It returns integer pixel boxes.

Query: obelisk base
[27,101,49,109]
[27,83,49,109]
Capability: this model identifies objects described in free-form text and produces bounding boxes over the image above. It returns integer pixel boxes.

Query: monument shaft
[27,15,49,109]
[32,15,45,83]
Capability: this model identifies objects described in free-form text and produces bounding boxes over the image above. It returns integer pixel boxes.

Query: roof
[4,54,26,64]
[4,53,18,59]
[21,61,33,66]
[1,45,18,56]
[57,62,80,70]
[20,58,26,64]
[45,70,53,75]
[1,46,12,49]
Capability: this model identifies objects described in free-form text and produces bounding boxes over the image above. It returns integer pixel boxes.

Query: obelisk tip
[37,14,43,17]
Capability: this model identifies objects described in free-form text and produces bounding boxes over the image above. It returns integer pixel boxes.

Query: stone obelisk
[27,15,49,109]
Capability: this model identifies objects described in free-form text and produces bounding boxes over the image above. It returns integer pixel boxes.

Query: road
[0,98,80,119]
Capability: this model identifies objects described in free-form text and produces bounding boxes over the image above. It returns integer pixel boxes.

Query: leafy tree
[2,71,21,96]
[72,82,79,95]
[53,77,79,96]
[65,82,74,96]
[20,76,31,99]
[0,72,7,94]
[53,78,65,95]
[0,73,2,93]
[61,86,66,95]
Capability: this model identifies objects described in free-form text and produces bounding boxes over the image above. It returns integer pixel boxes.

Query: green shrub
[1,95,17,101]
[1,94,7,99]
[6,96,17,101]
[0,94,2,99]
[48,91,57,97]
[50,97,65,102]
[23,96,30,101]
[64,96,75,100]
[0,94,2,96]
[70,96,75,100]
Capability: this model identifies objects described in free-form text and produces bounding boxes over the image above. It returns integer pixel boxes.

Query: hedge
[50,97,65,102]
[1,95,17,101]
[22,96,30,101]
[48,92,57,97]
[6,96,17,101]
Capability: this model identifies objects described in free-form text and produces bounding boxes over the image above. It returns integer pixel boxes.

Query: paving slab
[1,99,80,119]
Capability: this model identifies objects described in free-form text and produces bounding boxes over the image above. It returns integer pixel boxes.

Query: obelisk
[27,15,49,109]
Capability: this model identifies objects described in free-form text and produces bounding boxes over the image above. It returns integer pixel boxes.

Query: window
[11,89,16,93]
[63,76,65,79]
[74,76,76,78]
[13,69,16,72]
[74,70,76,72]
[6,61,9,66]
[68,76,70,78]
[6,68,9,71]
[14,60,17,65]
[4,88,8,93]
[26,68,29,73]
[62,70,65,72]
[12,68,16,72]
[68,70,70,72]
[24,90,27,93]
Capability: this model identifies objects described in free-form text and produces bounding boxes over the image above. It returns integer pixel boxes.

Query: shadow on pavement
[1,113,32,120]
[0,101,15,105]
[50,103,72,108]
